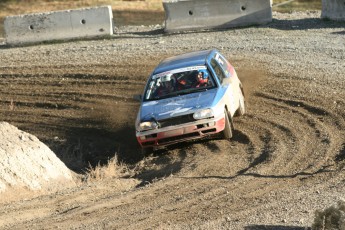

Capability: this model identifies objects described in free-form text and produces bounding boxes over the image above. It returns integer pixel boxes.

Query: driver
[194,70,209,88]
[154,74,175,97]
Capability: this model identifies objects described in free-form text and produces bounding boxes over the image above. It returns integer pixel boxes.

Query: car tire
[141,147,153,157]
[223,109,233,140]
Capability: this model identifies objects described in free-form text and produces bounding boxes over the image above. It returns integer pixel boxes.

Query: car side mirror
[133,94,142,101]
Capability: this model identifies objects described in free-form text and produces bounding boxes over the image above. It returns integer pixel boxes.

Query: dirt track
[0,11,344,229]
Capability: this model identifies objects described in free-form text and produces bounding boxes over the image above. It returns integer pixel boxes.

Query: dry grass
[0,154,133,204]
[0,0,163,19]
[0,0,321,39]
[0,0,163,39]
[273,0,321,13]
[84,154,129,183]
[0,0,321,20]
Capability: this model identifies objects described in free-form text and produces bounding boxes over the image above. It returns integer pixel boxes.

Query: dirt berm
[0,11,344,229]
[0,122,75,193]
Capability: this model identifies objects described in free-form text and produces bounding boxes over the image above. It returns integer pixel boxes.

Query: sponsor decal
[152,66,207,79]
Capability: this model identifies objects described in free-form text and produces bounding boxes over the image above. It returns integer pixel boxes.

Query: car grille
[158,114,196,128]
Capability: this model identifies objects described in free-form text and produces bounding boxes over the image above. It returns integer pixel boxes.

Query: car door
[216,52,243,115]
[209,55,237,117]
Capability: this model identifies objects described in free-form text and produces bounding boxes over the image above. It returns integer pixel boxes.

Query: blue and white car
[135,49,245,150]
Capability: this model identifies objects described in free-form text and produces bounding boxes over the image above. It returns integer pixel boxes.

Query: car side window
[210,58,226,83]
[215,53,234,78]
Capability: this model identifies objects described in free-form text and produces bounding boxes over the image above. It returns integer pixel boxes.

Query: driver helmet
[161,74,174,87]
[197,70,209,84]
[161,74,172,82]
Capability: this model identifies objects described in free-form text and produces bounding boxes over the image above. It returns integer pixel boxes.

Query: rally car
[135,49,245,151]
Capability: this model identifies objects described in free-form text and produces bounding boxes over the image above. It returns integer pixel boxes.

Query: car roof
[152,49,217,74]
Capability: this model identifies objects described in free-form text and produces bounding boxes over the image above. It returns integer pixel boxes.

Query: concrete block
[4,6,113,45]
[163,0,273,33]
[322,0,345,20]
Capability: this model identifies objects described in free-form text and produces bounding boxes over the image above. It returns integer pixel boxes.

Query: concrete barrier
[163,0,272,33]
[4,6,113,45]
[322,0,345,20]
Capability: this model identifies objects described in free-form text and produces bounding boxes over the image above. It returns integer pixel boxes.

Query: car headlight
[193,109,214,120]
[139,121,158,131]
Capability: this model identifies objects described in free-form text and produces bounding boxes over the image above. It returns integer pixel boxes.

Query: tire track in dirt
[0,70,147,169]
[229,78,344,181]
[1,55,345,229]
[143,66,344,226]
[257,93,339,172]
[106,66,345,228]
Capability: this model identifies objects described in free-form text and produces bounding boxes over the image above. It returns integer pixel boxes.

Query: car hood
[140,89,218,121]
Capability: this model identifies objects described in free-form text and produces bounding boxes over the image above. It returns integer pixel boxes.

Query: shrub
[85,155,127,183]
[312,200,345,230]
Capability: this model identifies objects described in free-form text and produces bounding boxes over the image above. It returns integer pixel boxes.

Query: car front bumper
[136,115,225,148]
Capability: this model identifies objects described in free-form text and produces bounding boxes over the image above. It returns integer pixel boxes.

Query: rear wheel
[223,109,233,140]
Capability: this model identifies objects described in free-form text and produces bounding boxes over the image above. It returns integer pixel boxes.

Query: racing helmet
[161,74,172,82]
[197,70,209,84]
[161,74,174,87]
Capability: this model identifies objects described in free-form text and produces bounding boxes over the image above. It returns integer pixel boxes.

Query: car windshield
[144,66,215,101]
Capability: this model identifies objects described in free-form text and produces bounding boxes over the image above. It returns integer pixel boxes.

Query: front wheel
[223,109,234,140]
[141,147,153,157]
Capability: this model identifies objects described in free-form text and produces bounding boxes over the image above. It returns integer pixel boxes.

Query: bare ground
[0,11,344,229]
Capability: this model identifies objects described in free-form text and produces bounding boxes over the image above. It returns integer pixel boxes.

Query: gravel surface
[0,11,344,229]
